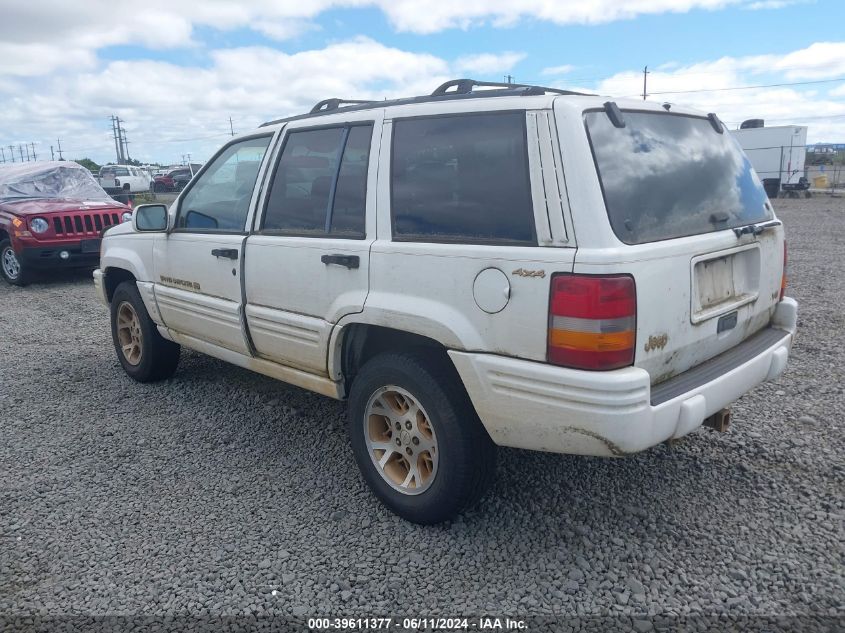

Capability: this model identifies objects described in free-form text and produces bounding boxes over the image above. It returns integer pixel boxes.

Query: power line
[646,77,845,96]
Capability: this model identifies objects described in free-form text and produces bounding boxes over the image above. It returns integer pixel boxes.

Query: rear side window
[391,112,535,244]
[262,124,372,237]
[585,111,772,245]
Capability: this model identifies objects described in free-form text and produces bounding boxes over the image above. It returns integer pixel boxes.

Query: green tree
[73,157,101,172]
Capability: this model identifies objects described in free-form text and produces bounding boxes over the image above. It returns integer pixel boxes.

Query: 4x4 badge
[512,268,546,278]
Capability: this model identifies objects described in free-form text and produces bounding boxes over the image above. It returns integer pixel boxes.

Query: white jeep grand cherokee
[94,79,797,524]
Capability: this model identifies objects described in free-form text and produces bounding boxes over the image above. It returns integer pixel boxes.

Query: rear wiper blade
[733,219,781,237]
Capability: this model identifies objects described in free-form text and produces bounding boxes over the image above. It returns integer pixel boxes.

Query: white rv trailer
[730,123,808,197]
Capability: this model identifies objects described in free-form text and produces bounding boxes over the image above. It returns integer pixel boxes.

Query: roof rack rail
[431,78,588,97]
[310,98,377,114]
[261,78,593,127]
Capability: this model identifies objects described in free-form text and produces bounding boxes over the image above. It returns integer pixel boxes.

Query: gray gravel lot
[1,196,843,630]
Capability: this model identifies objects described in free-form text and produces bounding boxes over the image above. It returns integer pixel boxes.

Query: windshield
[585,110,772,245]
[0,161,112,202]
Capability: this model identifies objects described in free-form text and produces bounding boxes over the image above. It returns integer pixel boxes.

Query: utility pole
[111,115,127,163]
[229,116,235,136]
[9,145,15,162]
[19,145,25,162]
[642,65,649,101]
[50,146,55,161]
[56,138,64,160]
[504,74,514,84]
[111,116,120,163]
[117,118,126,163]
[120,127,130,162]
[0,148,5,163]
[30,142,36,161]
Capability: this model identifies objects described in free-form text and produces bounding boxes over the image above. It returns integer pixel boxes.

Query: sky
[0,0,842,166]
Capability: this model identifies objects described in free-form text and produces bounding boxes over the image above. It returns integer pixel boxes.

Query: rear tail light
[780,241,788,301]
[548,274,636,371]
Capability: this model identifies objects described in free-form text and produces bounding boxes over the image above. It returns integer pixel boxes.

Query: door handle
[211,248,239,260]
[321,254,359,269]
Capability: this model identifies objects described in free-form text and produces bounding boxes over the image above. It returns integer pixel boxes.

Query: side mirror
[133,204,168,232]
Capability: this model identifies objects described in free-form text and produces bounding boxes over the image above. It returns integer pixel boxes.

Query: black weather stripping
[603,101,626,128]
[708,113,724,134]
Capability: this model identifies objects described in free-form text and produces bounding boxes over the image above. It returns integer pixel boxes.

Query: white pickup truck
[98,165,152,196]
[94,79,797,523]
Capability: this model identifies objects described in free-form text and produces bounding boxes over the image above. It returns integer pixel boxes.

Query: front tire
[347,351,497,524]
[1,239,29,286]
[110,281,180,382]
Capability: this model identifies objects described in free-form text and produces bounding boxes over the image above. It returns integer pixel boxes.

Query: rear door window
[262,123,372,237]
[585,110,772,244]
[391,112,535,245]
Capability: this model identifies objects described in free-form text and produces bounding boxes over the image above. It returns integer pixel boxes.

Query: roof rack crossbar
[431,78,586,97]
[310,98,377,114]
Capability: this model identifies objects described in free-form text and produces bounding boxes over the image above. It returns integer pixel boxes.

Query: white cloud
[454,52,525,74]
[586,42,845,142]
[0,37,452,164]
[0,0,761,77]
[541,64,576,76]
[375,0,745,33]
[745,0,812,9]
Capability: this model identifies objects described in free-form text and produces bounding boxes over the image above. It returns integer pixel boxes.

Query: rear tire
[1,239,29,286]
[347,351,496,524]
[110,281,180,382]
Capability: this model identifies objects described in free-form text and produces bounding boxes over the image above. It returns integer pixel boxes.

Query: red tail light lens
[548,274,636,370]
[780,241,788,301]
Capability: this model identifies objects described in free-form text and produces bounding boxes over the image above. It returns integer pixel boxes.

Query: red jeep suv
[0,161,130,286]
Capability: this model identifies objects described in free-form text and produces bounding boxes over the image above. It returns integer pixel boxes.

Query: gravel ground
[1,196,842,631]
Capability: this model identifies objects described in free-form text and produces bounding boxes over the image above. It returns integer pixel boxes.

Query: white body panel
[95,91,798,458]
[153,232,249,354]
[730,126,808,187]
[243,110,382,375]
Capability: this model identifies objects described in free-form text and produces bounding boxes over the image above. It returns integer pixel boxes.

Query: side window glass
[177,136,271,232]
[391,112,535,244]
[329,125,371,236]
[262,124,372,237]
[263,128,343,233]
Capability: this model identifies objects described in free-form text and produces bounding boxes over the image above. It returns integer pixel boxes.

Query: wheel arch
[103,267,137,303]
[330,321,457,394]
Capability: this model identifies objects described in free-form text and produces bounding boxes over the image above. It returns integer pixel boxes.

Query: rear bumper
[450,298,797,457]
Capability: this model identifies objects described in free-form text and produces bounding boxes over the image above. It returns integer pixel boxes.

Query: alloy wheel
[364,385,439,495]
[116,301,143,366]
[1,246,21,280]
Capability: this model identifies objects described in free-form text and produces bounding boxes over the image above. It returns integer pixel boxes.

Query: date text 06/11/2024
[308,617,527,630]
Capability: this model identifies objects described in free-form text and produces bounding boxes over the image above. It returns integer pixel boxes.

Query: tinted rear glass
[391,112,535,244]
[100,167,129,177]
[585,111,772,245]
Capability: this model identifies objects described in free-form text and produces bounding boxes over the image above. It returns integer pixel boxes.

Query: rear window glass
[100,167,129,177]
[391,112,535,244]
[585,111,772,245]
